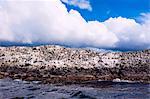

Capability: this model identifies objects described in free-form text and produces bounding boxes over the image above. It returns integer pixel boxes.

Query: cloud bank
[0,0,150,50]
[61,0,92,11]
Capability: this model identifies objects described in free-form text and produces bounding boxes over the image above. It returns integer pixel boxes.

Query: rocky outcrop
[0,45,149,83]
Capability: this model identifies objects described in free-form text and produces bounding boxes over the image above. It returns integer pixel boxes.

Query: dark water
[0,78,149,99]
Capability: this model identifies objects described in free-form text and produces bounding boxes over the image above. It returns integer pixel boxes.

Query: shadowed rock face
[0,45,149,83]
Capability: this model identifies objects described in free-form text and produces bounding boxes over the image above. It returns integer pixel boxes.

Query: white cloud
[104,16,150,50]
[0,0,150,50]
[61,0,92,11]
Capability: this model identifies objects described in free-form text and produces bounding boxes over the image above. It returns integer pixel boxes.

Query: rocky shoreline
[0,45,150,84]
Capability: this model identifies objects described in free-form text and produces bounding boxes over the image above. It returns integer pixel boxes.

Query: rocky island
[0,45,149,84]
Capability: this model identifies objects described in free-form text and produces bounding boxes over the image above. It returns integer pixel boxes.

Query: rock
[0,45,149,83]
[113,78,121,82]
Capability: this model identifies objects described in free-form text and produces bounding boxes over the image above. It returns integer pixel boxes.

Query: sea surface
[0,78,149,99]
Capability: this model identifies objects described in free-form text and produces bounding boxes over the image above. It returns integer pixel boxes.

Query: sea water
[0,78,149,99]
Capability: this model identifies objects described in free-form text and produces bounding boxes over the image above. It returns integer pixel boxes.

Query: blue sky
[0,0,150,51]
[64,0,150,22]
